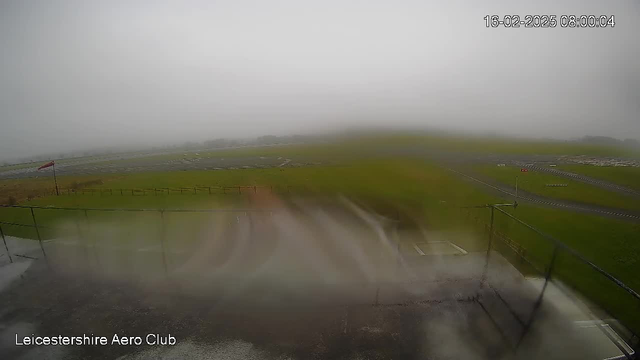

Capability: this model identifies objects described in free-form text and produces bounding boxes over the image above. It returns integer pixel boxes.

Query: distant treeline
[183,134,318,150]
[578,136,639,148]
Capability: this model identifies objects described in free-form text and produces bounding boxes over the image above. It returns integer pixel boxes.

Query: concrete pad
[414,241,468,256]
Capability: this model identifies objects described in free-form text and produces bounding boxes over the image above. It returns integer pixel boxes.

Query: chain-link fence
[1,203,639,358]
[463,204,640,358]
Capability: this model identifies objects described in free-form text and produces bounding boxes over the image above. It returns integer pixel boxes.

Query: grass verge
[474,165,640,212]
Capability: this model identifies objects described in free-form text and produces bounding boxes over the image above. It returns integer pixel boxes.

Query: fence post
[487,206,495,255]
[194,187,196,195]
[208,186,211,195]
[159,210,169,277]
[131,189,134,196]
[30,207,48,263]
[0,224,13,263]
[480,206,495,288]
[154,188,157,196]
[517,245,559,348]
[254,186,257,194]
[238,186,241,195]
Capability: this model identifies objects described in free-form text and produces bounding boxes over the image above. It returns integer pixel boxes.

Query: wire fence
[21,185,306,197]
[62,185,291,196]
[2,185,312,205]
[463,204,640,358]
[0,203,639,358]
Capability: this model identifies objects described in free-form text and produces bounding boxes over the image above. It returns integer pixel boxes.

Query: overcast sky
[1,0,639,160]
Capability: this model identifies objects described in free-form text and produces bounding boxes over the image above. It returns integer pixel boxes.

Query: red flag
[520,168,528,173]
[37,161,55,170]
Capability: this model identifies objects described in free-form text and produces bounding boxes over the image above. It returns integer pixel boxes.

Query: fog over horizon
[1,0,639,161]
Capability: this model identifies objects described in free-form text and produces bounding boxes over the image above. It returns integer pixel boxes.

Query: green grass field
[474,165,640,212]
[0,156,95,173]
[0,159,498,236]
[559,164,640,192]
[2,138,640,335]
[488,204,640,333]
[3,160,638,292]
[86,142,370,167]
[346,133,640,157]
[19,133,638,171]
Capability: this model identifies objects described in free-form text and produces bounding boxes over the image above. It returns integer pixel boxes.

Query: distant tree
[204,138,230,148]
[581,136,621,145]
[182,141,200,150]
[256,135,279,144]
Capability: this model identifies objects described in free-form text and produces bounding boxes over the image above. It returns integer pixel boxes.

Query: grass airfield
[474,164,640,212]
[1,133,640,336]
[558,164,640,192]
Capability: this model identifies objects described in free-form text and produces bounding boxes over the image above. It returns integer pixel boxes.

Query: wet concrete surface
[0,198,633,359]
[0,251,620,360]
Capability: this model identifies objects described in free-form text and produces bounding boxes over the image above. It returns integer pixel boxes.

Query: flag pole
[52,161,59,196]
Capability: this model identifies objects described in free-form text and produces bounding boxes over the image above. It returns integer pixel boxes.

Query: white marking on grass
[413,243,426,256]
[448,242,468,255]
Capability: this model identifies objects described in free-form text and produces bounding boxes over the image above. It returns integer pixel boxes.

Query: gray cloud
[1,0,639,160]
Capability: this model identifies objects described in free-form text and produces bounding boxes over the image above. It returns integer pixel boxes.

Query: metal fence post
[208,186,211,195]
[0,224,13,263]
[517,245,559,348]
[479,206,495,288]
[487,206,495,255]
[30,207,48,262]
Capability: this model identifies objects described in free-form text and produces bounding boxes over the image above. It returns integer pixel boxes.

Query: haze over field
[1,0,639,161]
